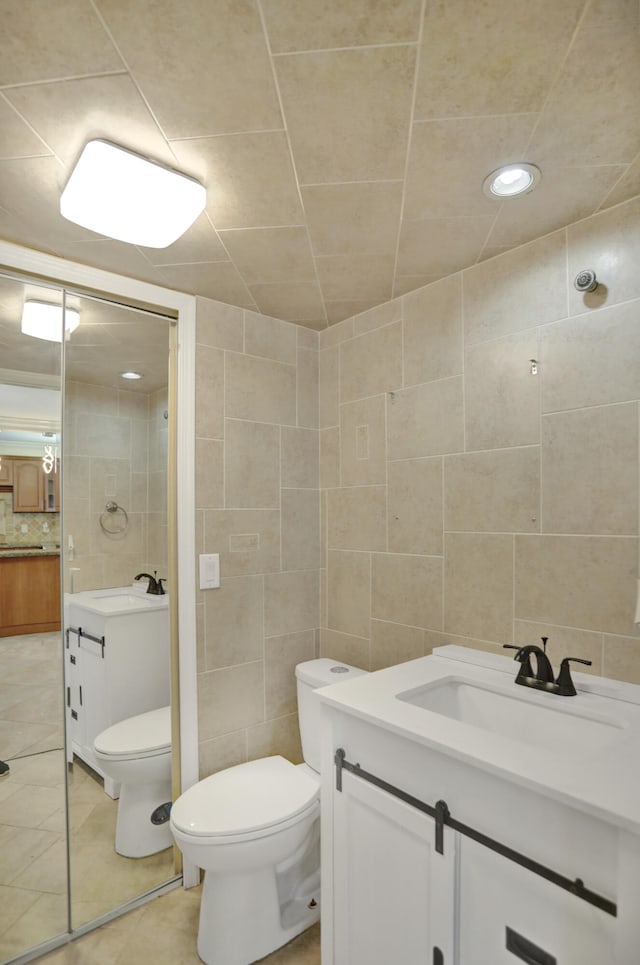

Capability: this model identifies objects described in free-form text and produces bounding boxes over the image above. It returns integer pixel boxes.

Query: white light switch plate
[199,553,220,590]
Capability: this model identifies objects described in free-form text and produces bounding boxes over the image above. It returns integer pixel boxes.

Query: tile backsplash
[0,493,60,545]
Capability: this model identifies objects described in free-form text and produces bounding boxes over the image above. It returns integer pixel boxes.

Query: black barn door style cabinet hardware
[334,748,617,919]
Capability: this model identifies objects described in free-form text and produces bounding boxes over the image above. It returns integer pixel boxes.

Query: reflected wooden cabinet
[0,554,61,636]
[9,457,60,512]
[0,456,13,485]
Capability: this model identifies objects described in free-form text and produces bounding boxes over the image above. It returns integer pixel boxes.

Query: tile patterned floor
[0,632,174,963]
[35,886,321,965]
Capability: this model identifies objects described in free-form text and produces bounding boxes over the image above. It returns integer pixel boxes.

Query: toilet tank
[295,658,367,773]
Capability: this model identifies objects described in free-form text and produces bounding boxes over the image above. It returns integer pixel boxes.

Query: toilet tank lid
[94,706,171,757]
[171,756,319,837]
[295,657,368,688]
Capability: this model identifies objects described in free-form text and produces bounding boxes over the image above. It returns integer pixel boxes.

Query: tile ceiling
[0,0,639,330]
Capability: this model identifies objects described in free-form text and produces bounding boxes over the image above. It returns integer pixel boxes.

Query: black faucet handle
[555,656,593,696]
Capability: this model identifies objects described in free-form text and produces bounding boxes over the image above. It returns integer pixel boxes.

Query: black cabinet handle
[433,949,444,965]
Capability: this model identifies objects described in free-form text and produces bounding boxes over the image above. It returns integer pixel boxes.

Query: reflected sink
[397,675,625,754]
[88,593,158,612]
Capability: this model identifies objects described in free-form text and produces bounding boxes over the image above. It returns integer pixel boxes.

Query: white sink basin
[67,586,168,615]
[88,593,158,612]
[397,675,625,754]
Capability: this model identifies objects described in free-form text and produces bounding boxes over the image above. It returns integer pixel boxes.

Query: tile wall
[63,380,168,592]
[319,195,640,685]
[194,297,320,777]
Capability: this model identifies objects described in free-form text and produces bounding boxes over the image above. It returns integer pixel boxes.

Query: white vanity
[64,585,170,797]
[319,646,640,965]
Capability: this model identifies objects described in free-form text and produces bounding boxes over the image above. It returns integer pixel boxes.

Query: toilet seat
[94,705,171,762]
[171,756,319,843]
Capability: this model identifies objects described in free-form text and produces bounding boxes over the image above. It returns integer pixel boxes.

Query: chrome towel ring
[99,500,129,535]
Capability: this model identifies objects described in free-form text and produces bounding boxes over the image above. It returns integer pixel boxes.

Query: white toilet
[170,658,367,965]
[93,705,173,858]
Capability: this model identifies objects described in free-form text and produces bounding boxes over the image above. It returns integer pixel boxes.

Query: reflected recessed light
[60,139,207,248]
[120,371,143,380]
[482,163,541,198]
[21,300,80,342]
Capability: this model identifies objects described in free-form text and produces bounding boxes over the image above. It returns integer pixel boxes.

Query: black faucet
[134,571,166,595]
[503,637,592,697]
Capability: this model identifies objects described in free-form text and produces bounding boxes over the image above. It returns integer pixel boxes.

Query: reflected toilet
[170,658,367,965]
[93,705,172,858]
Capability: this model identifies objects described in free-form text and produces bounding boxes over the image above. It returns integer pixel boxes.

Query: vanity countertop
[318,645,640,836]
[0,545,60,557]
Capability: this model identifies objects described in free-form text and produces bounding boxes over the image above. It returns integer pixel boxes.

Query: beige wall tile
[403,274,463,386]
[465,332,540,450]
[204,509,280,576]
[275,45,416,183]
[282,489,320,571]
[224,419,280,509]
[463,231,567,346]
[194,347,228,437]
[319,317,354,350]
[327,486,386,551]
[298,327,319,350]
[281,427,319,489]
[264,569,319,636]
[225,352,296,425]
[424,629,505,659]
[372,553,443,630]
[319,628,370,670]
[542,404,638,535]
[371,619,426,670]
[195,438,224,509]
[445,533,514,643]
[603,635,640,685]
[445,447,540,534]
[515,535,639,637]
[340,395,386,487]
[75,413,130,459]
[197,661,264,741]
[327,550,370,638]
[353,299,403,336]
[320,427,340,490]
[203,575,264,670]
[387,377,464,459]
[320,345,339,429]
[339,322,403,405]
[244,311,297,364]
[199,731,247,780]
[541,302,640,412]
[388,457,443,555]
[297,345,319,429]
[265,630,316,719]
[247,713,302,765]
[514,621,603,675]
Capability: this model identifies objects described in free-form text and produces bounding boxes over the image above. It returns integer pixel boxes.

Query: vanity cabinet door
[457,837,617,965]
[332,770,455,965]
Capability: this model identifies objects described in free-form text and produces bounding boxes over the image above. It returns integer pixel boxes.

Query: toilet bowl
[170,657,367,965]
[93,705,172,858]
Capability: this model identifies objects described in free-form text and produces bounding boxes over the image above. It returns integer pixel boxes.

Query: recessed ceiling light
[60,139,207,248]
[482,163,541,199]
[21,300,80,342]
[120,371,143,380]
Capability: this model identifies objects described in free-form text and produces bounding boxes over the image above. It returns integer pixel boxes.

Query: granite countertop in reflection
[0,544,61,558]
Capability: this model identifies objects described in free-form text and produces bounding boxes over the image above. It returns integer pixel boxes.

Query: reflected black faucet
[503,637,592,697]
[135,571,166,595]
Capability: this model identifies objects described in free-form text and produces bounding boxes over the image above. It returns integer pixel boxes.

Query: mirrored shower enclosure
[0,268,180,963]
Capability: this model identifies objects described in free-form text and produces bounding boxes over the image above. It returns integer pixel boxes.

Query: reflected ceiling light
[120,371,143,380]
[60,139,207,248]
[21,300,80,342]
[482,163,541,198]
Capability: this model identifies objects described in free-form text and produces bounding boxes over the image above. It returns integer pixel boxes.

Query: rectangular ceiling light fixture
[21,300,80,342]
[60,139,207,248]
